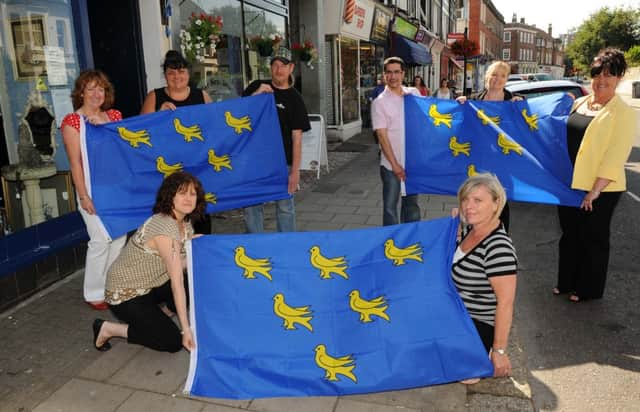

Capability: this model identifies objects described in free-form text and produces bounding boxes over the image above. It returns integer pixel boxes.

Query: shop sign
[447,33,465,45]
[393,16,417,40]
[415,25,435,48]
[370,6,392,43]
[341,0,374,41]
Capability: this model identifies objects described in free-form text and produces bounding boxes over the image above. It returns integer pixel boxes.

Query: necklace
[587,96,608,111]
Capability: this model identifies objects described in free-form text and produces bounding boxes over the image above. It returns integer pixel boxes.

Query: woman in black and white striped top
[452,173,517,380]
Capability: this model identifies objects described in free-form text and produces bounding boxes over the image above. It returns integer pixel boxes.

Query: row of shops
[0,0,463,234]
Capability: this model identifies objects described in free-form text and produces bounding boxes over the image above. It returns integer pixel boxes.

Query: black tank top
[154,87,204,111]
[566,111,594,166]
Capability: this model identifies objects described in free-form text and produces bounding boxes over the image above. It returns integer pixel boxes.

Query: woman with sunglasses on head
[555,48,636,302]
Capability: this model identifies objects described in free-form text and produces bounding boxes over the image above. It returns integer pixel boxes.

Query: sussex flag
[185,217,493,399]
[404,93,583,206]
[81,94,289,239]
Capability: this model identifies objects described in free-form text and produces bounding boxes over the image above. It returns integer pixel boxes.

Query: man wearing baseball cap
[242,46,311,233]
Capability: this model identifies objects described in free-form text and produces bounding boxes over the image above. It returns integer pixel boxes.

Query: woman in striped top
[452,174,517,380]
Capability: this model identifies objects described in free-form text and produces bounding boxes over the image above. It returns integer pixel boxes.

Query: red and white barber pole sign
[344,0,356,23]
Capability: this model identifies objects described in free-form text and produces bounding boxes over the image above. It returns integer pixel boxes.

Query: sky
[490,0,640,36]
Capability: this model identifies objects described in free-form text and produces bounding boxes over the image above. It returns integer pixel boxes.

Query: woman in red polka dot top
[61,70,126,311]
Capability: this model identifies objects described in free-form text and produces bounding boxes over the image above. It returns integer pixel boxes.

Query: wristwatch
[492,348,507,356]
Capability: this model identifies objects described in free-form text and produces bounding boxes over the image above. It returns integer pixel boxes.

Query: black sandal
[92,319,112,352]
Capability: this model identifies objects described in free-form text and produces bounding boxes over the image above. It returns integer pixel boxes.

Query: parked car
[508,74,525,82]
[506,79,589,99]
[524,73,553,81]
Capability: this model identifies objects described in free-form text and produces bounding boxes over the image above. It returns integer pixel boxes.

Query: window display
[340,37,359,124]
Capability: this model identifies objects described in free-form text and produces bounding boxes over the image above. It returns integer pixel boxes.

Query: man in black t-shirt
[242,47,311,233]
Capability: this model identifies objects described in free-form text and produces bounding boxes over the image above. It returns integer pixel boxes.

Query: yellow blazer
[570,94,637,192]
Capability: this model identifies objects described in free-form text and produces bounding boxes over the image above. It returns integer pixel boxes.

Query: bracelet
[492,347,507,356]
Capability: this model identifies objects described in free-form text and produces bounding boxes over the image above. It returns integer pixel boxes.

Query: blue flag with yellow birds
[81,94,289,239]
[404,93,583,206]
[184,217,493,399]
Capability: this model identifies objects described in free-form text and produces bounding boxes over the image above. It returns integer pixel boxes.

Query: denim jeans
[380,166,420,226]
[244,197,296,233]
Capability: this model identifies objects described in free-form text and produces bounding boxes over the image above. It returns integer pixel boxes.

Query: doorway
[86,1,146,118]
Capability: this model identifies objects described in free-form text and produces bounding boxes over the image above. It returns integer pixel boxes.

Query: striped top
[105,214,193,305]
[451,226,517,326]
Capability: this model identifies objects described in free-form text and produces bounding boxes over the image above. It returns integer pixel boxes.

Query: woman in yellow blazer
[555,48,636,302]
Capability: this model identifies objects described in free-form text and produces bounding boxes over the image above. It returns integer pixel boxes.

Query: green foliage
[625,45,640,66]
[566,7,640,73]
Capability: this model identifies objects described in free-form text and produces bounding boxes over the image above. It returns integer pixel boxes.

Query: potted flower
[292,40,318,69]
[180,12,223,63]
[249,34,282,57]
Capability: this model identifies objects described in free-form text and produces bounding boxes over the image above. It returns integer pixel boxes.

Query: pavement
[0,132,535,412]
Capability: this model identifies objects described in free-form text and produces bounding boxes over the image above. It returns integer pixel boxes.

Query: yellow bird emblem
[234,246,272,281]
[497,133,523,155]
[314,344,357,383]
[476,109,501,126]
[204,192,217,204]
[428,104,453,128]
[117,126,152,148]
[207,149,232,172]
[309,246,349,280]
[349,290,390,323]
[224,111,252,134]
[156,156,183,178]
[173,118,204,142]
[384,239,423,266]
[467,164,478,177]
[272,293,313,332]
[448,136,471,157]
[521,109,539,130]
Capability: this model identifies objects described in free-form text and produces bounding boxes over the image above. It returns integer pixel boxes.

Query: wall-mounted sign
[370,6,392,44]
[447,33,465,45]
[341,0,375,41]
[393,16,417,40]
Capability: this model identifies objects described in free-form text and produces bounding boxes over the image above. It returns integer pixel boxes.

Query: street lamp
[463,27,468,97]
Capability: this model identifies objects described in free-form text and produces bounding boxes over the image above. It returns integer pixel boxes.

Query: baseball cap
[271,47,292,64]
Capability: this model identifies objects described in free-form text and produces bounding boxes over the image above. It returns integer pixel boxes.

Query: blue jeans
[244,197,296,233]
[380,166,420,226]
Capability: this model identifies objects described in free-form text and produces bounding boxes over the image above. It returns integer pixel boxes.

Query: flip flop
[92,319,112,352]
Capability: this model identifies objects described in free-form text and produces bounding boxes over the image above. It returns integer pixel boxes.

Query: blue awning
[391,35,432,66]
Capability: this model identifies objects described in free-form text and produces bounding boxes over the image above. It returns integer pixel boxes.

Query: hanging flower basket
[249,35,282,57]
[180,13,223,63]
[292,40,318,69]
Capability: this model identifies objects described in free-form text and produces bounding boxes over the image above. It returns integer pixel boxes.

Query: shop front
[389,15,432,90]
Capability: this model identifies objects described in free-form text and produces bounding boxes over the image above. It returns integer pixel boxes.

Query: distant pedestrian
[241,47,311,233]
[413,75,431,96]
[435,78,455,99]
[372,57,422,226]
[555,48,636,302]
[452,173,517,382]
[92,172,205,352]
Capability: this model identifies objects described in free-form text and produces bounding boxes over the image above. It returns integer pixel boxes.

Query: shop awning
[449,56,463,70]
[391,34,432,66]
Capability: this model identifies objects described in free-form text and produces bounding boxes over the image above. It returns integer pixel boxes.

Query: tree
[566,7,640,73]
[625,45,640,66]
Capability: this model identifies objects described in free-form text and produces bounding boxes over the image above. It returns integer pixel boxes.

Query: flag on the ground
[404,94,583,207]
[81,94,289,239]
[185,218,493,399]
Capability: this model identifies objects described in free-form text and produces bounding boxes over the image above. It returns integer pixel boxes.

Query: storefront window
[179,0,245,102]
[243,3,287,82]
[340,37,359,124]
[359,42,383,127]
[0,0,81,230]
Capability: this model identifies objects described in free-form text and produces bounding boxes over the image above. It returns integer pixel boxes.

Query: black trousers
[472,318,494,353]
[557,191,622,299]
[109,280,183,352]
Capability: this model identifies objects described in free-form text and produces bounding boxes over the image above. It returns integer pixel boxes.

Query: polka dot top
[60,109,122,132]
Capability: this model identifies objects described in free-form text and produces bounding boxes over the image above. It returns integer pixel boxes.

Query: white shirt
[371,86,421,171]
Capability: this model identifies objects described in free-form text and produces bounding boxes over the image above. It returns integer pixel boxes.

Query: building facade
[504,15,565,79]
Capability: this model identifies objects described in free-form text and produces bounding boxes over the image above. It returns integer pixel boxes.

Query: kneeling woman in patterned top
[451,173,517,381]
[92,172,205,352]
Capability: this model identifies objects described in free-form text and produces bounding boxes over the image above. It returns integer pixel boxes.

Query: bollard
[633,81,640,99]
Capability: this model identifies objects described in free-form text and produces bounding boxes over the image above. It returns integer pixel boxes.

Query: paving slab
[114,390,205,412]
[248,396,337,412]
[344,385,468,412]
[107,348,190,394]
[31,378,133,412]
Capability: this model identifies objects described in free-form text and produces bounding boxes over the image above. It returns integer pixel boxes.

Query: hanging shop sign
[393,16,418,40]
[341,0,375,41]
[447,33,465,45]
[370,6,392,44]
[415,25,436,48]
